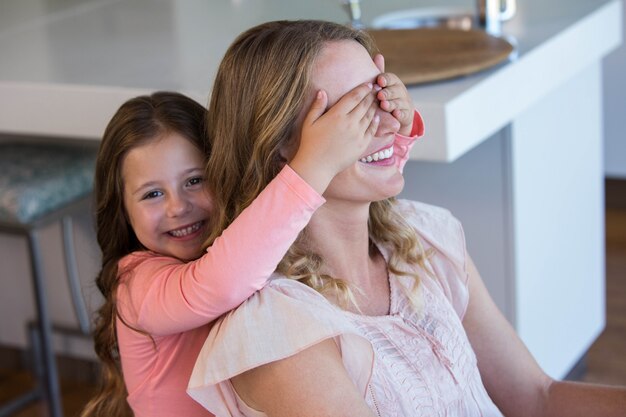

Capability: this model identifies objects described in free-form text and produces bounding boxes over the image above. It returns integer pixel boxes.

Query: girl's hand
[373,53,415,137]
[289,83,379,194]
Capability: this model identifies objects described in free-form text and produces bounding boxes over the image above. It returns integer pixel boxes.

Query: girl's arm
[122,167,322,335]
[463,255,626,417]
[231,338,378,417]
[123,83,380,336]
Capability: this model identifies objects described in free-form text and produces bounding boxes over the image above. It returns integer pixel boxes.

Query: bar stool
[0,142,97,417]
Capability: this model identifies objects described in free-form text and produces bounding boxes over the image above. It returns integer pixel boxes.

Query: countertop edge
[415,0,623,162]
[0,0,622,161]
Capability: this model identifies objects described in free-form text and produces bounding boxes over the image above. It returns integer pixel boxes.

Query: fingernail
[374,84,382,92]
[367,83,373,89]
[317,90,323,99]
[374,115,380,123]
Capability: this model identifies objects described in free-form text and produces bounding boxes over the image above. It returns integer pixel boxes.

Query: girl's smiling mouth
[168,221,205,238]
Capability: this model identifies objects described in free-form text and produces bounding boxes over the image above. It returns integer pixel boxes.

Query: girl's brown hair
[205,20,427,307]
[82,92,207,417]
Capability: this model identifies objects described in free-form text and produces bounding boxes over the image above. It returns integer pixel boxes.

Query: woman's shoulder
[215,275,343,333]
[264,276,332,303]
[392,199,470,318]
[394,199,459,225]
[188,276,374,414]
[393,199,465,253]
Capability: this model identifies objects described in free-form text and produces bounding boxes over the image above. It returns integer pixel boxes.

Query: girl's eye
[187,176,204,186]
[142,190,163,200]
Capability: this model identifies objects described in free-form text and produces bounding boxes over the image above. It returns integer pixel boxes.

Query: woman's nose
[375,108,401,137]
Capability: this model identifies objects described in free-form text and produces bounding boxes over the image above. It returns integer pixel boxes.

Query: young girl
[82,87,421,417]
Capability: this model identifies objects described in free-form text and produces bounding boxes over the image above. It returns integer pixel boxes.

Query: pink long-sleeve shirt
[115,113,423,417]
[116,166,325,417]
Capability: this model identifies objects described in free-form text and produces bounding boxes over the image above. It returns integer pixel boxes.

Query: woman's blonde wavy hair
[205,20,429,307]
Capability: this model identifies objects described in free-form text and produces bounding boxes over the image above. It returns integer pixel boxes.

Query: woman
[188,20,626,417]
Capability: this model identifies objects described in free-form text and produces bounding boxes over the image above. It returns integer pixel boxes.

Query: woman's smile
[359,144,395,165]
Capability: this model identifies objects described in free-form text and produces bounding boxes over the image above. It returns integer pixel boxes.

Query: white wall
[604,0,626,178]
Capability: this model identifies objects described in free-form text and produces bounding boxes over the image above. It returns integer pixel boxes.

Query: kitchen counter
[0,0,621,161]
[0,0,622,378]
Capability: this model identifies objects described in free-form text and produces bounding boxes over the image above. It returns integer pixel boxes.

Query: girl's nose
[167,194,192,217]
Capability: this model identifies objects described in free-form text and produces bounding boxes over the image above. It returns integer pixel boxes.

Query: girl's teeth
[360,146,394,163]
[170,222,202,237]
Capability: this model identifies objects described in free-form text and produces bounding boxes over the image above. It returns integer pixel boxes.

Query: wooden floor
[1,189,625,416]
[580,206,626,386]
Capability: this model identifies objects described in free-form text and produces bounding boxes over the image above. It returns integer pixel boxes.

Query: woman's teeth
[169,222,202,237]
[360,146,394,163]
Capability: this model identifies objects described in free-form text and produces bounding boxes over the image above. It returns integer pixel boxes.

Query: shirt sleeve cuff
[409,109,425,138]
[395,109,426,173]
[278,165,326,210]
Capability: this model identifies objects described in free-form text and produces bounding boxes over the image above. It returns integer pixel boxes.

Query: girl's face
[122,133,212,261]
[309,40,404,205]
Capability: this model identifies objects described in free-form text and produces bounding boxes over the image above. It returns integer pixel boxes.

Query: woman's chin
[371,173,405,202]
[387,171,406,196]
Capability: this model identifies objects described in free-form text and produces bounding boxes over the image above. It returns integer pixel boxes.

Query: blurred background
[0,0,624,415]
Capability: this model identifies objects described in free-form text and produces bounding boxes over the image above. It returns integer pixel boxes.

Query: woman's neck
[307,201,370,271]
[306,201,390,314]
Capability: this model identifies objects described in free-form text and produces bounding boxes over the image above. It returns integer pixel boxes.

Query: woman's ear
[278,136,299,167]
[277,147,289,168]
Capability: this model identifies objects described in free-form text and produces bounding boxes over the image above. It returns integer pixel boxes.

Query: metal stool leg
[27,230,64,417]
[61,216,91,335]
[0,324,46,417]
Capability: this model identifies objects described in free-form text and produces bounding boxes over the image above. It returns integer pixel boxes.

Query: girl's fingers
[376,73,388,88]
[303,90,328,125]
[381,98,411,125]
[347,88,376,119]
[376,83,404,102]
[379,97,407,113]
[376,72,401,89]
[392,108,409,123]
[367,114,380,137]
[361,100,377,126]
[332,83,373,114]
[374,53,385,73]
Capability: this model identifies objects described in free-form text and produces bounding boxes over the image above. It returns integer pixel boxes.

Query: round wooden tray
[367,28,514,85]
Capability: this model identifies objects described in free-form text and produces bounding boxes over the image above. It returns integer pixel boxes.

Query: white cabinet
[402,63,606,378]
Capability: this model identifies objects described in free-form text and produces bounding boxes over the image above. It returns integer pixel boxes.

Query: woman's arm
[463,255,626,417]
[544,381,626,416]
[231,338,377,417]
